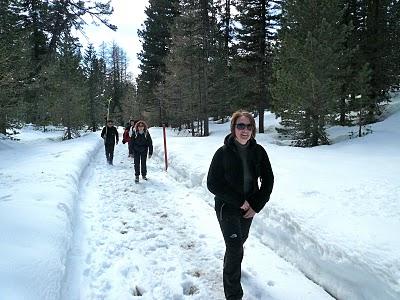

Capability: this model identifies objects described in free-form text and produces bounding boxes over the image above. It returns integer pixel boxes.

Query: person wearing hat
[101,119,119,165]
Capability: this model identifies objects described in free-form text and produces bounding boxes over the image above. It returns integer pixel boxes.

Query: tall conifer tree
[0,0,29,133]
[137,0,179,125]
[233,0,281,133]
[160,0,224,136]
[83,44,107,131]
[272,0,351,146]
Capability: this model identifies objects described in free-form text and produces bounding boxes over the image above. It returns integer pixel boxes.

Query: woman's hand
[240,200,250,211]
[243,206,256,219]
[241,200,255,218]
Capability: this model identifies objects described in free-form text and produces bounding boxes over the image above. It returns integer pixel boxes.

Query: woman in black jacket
[207,110,274,300]
[129,120,153,183]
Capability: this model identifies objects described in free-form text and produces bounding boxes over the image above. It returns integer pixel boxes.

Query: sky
[1,94,399,299]
[78,0,149,78]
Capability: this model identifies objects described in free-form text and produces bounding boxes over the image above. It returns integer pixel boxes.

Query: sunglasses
[235,123,253,130]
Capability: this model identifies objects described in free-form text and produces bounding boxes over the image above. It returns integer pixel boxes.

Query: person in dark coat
[207,110,274,300]
[129,120,153,183]
[101,119,119,165]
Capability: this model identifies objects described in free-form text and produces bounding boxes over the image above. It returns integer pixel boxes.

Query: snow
[0,94,399,299]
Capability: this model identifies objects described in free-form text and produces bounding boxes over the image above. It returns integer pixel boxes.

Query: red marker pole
[163,124,168,171]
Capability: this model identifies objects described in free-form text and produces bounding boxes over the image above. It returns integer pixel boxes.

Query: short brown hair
[230,110,256,138]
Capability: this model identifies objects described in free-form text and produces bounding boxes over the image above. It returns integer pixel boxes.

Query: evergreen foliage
[272,0,351,146]
[0,0,30,133]
[233,0,282,133]
[0,1,138,138]
[161,0,202,133]
[83,44,106,132]
[157,0,228,136]
[1,0,399,146]
[136,0,179,125]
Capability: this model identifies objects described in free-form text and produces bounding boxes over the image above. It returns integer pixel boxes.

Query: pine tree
[137,0,179,125]
[272,0,351,146]
[160,0,225,136]
[344,0,399,122]
[120,80,138,124]
[204,0,234,129]
[0,0,30,134]
[97,41,111,125]
[107,42,126,124]
[161,0,202,134]
[362,0,389,120]
[384,0,400,90]
[41,35,86,138]
[353,63,372,137]
[0,0,116,134]
[83,44,107,131]
[199,0,212,136]
[233,0,282,133]
[335,0,400,125]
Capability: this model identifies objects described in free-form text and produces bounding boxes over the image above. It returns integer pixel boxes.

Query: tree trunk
[258,0,267,134]
[339,96,346,125]
[311,114,319,147]
[224,0,231,61]
[67,126,72,140]
[366,0,381,121]
[0,110,6,135]
[201,0,209,136]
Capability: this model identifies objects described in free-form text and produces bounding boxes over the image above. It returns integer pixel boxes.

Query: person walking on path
[101,119,119,165]
[123,119,135,157]
[207,110,274,300]
[130,120,153,183]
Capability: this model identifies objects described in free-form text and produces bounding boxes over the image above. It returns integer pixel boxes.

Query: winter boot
[135,176,139,183]
[142,175,148,180]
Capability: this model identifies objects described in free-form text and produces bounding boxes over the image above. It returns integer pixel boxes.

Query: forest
[1,0,399,146]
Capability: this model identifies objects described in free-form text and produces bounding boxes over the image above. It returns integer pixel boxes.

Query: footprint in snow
[182,280,200,296]
[0,194,12,202]
[181,241,196,250]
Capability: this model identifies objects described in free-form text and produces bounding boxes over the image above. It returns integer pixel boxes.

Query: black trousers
[134,151,147,176]
[128,140,134,155]
[105,143,115,164]
[215,200,253,300]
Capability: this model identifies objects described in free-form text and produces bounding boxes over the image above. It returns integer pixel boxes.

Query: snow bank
[0,130,101,300]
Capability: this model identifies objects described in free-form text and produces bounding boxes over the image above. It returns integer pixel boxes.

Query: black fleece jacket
[101,126,119,145]
[207,134,274,213]
[131,130,153,155]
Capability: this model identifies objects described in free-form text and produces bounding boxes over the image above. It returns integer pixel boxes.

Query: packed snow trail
[75,155,224,299]
[63,140,332,300]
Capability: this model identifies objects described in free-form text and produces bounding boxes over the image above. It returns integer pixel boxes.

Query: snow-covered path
[68,150,225,299]
[62,141,333,300]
